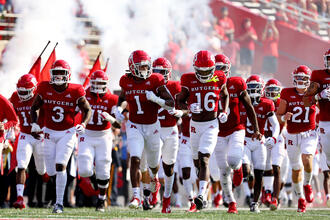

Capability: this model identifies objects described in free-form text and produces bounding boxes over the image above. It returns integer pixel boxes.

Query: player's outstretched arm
[176,87,189,110]
[30,94,43,124]
[240,90,261,140]
[77,96,92,126]
[303,81,319,107]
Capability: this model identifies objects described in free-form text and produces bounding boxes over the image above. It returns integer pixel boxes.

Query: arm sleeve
[268,114,280,139]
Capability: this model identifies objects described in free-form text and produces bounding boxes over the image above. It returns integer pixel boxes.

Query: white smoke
[0,0,86,97]
[80,0,215,90]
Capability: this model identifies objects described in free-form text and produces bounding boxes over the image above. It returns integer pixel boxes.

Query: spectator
[237,18,258,75]
[261,19,279,75]
[218,7,235,37]
[77,40,90,82]
[303,2,319,33]
[222,33,240,74]
[0,0,5,13]
[276,3,289,24]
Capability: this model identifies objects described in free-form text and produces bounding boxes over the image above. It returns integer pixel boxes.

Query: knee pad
[291,162,303,171]
[78,167,93,178]
[227,156,241,170]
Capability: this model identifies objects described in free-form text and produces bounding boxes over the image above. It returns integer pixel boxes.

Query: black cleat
[52,203,64,213]
[194,195,204,210]
[96,199,105,212]
[142,197,153,210]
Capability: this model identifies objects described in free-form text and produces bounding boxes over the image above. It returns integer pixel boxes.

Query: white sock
[16,184,24,197]
[326,194,330,200]
[198,180,208,197]
[98,194,106,200]
[317,192,322,198]
[293,181,305,199]
[303,171,312,185]
[174,193,181,205]
[220,167,235,203]
[243,181,251,197]
[183,179,194,201]
[132,187,141,200]
[56,170,67,205]
[164,174,174,198]
[288,192,293,200]
[263,176,274,192]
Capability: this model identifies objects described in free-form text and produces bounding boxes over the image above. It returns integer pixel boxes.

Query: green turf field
[0,207,329,219]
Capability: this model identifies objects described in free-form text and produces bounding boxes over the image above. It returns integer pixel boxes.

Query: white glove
[218,112,228,123]
[168,109,184,118]
[111,106,125,123]
[75,123,86,135]
[265,137,276,150]
[190,103,202,114]
[145,90,158,102]
[5,128,16,142]
[31,123,42,134]
[319,88,330,100]
[100,111,116,124]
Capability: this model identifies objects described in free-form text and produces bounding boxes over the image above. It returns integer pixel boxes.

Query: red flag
[39,47,56,82]
[103,58,109,72]
[83,53,101,88]
[28,57,41,81]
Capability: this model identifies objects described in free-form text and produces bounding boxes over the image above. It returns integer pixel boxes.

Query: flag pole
[38,40,51,58]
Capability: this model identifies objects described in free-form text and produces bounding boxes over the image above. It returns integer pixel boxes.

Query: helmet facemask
[50,69,70,85]
[194,66,215,83]
[265,85,281,101]
[17,87,35,101]
[324,54,330,70]
[153,67,170,83]
[247,82,263,99]
[90,78,108,94]
[293,74,310,89]
[132,62,151,80]
[215,63,230,77]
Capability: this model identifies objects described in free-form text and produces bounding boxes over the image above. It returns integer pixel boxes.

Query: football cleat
[129,197,141,209]
[297,198,306,213]
[149,178,160,206]
[303,185,314,203]
[227,202,238,214]
[187,202,198,212]
[213,193,222,208]
[52,203,64,213]
[233,166,243,187]
[13,196,25,209]
[250,202,260,213]
[142,197,153,210]
[161,196,171,213]
[269,198,278,211]
[264,190,272,206]
[194,195,204,210]
[95,198,105,212]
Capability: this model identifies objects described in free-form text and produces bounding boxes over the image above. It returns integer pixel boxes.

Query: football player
[277,65,317,213]
[10,74,46,209]
[114,50,174,209]
[263,79,286,210]
[241,75,279,213]
[30,60,92,213]
[152,57,183,213]
[214,54,261,214]
[303,49,330,168]
[176,50,229,210]
[77,70,120,212]
[0,94,18,141]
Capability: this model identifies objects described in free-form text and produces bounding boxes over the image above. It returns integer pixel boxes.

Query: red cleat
[269,198,278,211]
[149,178,161,206]
[13,196,25,209]
[297,198,306,213]
[303,185,314,203]
[213,193,222,208]
[161,196,171,213]
[265,192,272,205]
[233,166,243,187]
[227,202,238,214]
[187,202,198,212]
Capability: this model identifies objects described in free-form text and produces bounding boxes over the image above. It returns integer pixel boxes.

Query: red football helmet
[128,50,152,79]
[193,50,216,83]
[246,75,264,98]
[265,78,281,101]
[215,54,231,77]
[50,60,71,85]
[152,57,172,82]
[324,49,330,70]
[17,73,38,101]
[90,70,108,94]
[292,65,311,89]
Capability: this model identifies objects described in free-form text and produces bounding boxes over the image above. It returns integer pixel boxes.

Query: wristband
[281,115,285,122]
[314,93,320,101]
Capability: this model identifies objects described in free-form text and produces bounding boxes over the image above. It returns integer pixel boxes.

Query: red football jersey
[280,87,316,133]
[9,92,35,134]
[0,94,18,138]
[85,88,118,131]
[265,98,284,133]
[180,71,226,117]
[219,76,246,137]
[181,114,191,137]
[310,69,330,122]
[36,82,86,131]
[158,80,181,127]
[119,73,165,124]
[241,97,275,137]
